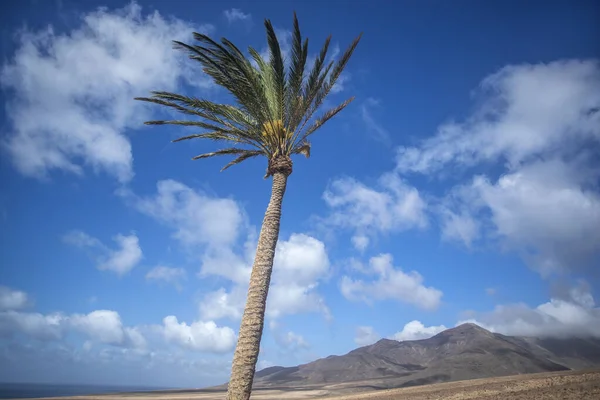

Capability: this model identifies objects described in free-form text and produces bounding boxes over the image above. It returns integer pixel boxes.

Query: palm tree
[135,13,361,400]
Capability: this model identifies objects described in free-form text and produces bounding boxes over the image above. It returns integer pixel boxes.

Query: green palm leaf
[136,12,361,174]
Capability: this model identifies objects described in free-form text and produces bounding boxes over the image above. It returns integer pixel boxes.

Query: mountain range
[253,323,600,390]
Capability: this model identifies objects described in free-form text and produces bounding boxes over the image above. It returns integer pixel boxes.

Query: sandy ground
[327,369,600,399]
[27,369,600,400]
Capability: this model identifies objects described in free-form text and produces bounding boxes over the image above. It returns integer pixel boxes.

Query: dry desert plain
[30,369,600,400]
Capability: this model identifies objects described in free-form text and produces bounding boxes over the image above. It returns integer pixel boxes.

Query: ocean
[0,383,175,399]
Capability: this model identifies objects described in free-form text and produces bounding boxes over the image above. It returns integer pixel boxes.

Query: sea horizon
[0,382,180,399]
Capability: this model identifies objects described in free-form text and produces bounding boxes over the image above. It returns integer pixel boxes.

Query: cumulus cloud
[70,310,146,348]
[391,320,447,341]
[199,287,246,321]
[122,179,253,283]
[472,160,600,275]
[0,311,65,341]
[223,8,251,23]
[0,301,145,348]
[395,59,600,275]
[0,286,30,310]
[146,266,187,289]
[340,254,442,310]
[63,230,143,275]
[160,316,236,353]
[267,234,331,319]
[0,2,213,183]
[438,151,600,276]
[323,173,427,250]
[354,326,380,346]
[199,233,331,321]
[460,281,600,338]
[98,234,143,274]
[396,59,600,174]
[0,287,240,355]
[131,180,245,249]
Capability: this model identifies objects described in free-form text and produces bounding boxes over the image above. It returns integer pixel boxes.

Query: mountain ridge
[253,323,600,390]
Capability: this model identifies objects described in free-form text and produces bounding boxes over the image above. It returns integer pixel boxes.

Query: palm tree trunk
[226,171,289,400]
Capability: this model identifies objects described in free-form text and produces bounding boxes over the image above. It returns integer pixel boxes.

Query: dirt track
[29,369,600,400]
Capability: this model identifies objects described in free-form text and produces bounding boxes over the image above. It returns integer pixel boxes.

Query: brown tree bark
[226,171,289,400]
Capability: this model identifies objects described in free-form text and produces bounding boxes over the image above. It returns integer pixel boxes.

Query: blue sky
[1,0,599,389]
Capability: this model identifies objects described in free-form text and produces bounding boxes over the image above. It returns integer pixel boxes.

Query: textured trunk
[226,171,289,400]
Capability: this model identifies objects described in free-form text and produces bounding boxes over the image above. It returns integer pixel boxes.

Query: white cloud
[351,235,370,252]
[126,182,330,322]
[62,230,103,248]
[0,310,65,341]
[223,8,251,23]
[160,316,236,353]
[323,173,427,250]
[275,331,309,351]
[200,246,252,285]
[340,253,442,310]
[396,59,600,174]
[354,326,380,346]
[395,59,600,275]
[0,302,146,348]
[460,282,600,338]
[98,234,143,275]
[440,158,600,275]
[267,234,331,319]
[0,287,239,377]
[69,310,146,348]
[360,98,391,144]
[391,320,447,341]
[439,207,480,248]
[472,160,600,275]
[64,230,142,275]
[124,179,252,283]
[0,286,29,310]
[199,233,331,321]
[1,304,239,354]
[146,266,186,289]
[131,180,245,249]
[1,2,213,182]
[199,287,245,321]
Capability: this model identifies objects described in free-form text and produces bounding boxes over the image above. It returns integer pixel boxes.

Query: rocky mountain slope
[254,323,600,389]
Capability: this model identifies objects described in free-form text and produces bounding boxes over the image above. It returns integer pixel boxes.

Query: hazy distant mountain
[253,323,600,389]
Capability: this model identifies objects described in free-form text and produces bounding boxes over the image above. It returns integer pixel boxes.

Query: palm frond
[221,150,264,171]
[312,33,363,114]
[136,12,361,175]
[286,12,309,134]
[292,141,311,158]
[264,19,286,122]
[173,35,270,122]
[192,147,255,160]
[248,46,278,124]
[290,59,334,147]
[172,132,253,146]
[297,97,355,143]
[136,93,265,150]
